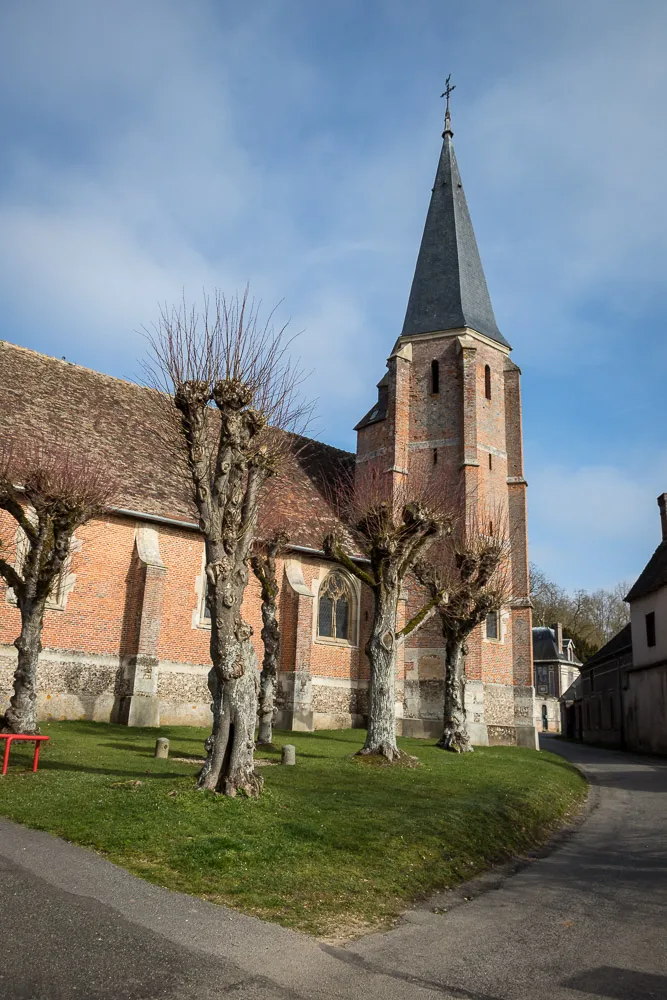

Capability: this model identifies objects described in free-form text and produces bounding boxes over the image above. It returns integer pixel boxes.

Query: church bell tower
[355,84,537,748]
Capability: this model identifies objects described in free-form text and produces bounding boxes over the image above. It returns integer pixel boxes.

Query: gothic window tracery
[317,570,354,642]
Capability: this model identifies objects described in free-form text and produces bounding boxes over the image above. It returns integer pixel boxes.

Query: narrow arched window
[484,364,491,400]
[485,611,499,640]
[431,360,439,394]
[318,571,353,641]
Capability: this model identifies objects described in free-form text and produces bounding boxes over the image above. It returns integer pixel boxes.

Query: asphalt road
[1,736,666,1000]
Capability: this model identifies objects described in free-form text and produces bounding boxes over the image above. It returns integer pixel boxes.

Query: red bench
[0,733,50,776]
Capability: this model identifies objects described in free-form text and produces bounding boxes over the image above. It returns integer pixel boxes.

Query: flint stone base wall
[276,674,370,731]
[402,665,538,747]
[0,643,212,729]
[1,642,537,747]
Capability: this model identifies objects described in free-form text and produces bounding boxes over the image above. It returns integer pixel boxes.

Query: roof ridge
[0,338,155,396]
[290,431,355,461]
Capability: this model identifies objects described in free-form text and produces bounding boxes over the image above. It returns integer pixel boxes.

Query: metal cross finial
[441,74,456,114]
[440,74,456,136]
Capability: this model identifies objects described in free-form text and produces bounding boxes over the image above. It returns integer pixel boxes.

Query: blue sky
[1,0,666,593]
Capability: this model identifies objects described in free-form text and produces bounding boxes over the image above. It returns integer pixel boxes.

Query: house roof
[625,541,667,602]
[354,374,389,431]
[532,626,582,667]
[401,117,510,348]
[581,623,632,672]
[0,340,354,551]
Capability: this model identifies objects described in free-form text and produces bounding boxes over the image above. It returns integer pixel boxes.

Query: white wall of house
[630,587,667,667]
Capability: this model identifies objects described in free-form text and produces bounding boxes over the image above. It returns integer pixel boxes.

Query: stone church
[0,103,538,747]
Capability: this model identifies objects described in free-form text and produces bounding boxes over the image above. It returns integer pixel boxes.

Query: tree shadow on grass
[34,759,188,779]
[275,730,361,746]
[100,742,160,756]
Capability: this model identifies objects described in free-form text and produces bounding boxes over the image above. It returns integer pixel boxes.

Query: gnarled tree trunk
[3,602,46,734]
[197,551,263,795]
[198,639,261,796]
[196,527,263,796]
[361,585,402,761]
[439,637,472,753]
[257,598,279,745]
[251,538,283,747]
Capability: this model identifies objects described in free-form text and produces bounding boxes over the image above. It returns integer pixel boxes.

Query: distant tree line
[529,564,630,662]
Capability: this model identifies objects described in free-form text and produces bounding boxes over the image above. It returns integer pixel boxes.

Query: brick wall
[363,329,535,742]
[0,508,374,726]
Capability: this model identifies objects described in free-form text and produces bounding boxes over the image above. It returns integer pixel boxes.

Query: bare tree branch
[415,504,512,753]
[321,463,454,762]
[0,444,119,734]
[144,287,312,797]
[0,556,23,596]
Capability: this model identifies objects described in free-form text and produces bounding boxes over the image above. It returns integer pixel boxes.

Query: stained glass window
[318,571,352,641]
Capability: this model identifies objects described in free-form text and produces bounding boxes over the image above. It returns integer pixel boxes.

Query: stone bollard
[281,744,296,766]
[154,737,169,759]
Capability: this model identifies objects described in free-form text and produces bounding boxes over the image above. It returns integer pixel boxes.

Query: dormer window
[484,364,491,400]
[431,360,439,394]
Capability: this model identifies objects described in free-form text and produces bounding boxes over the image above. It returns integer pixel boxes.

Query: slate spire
[401,89,509,348]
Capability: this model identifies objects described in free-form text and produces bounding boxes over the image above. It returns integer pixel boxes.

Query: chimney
[551,623,563,655]
[658,494,667,542]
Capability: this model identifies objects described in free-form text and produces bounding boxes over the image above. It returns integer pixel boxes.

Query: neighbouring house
[621,494,667,754]
[560,674,582,740]
[532,624,581,733]
[0,101,538,747]
[576,623,632,748]
[567,492,667,754]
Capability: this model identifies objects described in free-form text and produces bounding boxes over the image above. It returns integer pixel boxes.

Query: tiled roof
[581,623,632,671]
[625,541,667,602]
[401,127,510,348]
[0,340,353,551]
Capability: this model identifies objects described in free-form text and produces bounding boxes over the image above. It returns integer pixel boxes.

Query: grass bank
[0,722,586,938]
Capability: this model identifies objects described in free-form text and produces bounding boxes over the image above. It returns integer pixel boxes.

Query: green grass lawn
[0,722,586,938]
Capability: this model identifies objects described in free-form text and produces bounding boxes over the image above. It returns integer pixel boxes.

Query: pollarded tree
[0,446,118,734]
[415,509,511,753]
[250,530,288,747]
[145,290,308,797]
[324,470,451,763]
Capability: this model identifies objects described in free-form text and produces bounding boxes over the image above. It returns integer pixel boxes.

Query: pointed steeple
[401,86,509,348]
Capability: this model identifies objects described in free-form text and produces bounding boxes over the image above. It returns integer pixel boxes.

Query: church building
[0,100,538,747]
